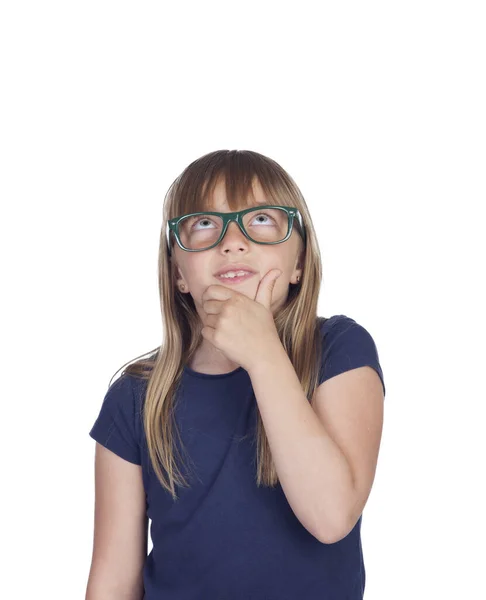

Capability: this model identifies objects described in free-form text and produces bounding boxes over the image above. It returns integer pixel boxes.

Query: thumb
[255,269,283,308]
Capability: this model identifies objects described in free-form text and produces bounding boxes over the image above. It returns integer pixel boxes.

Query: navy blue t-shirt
[89,315,385,599]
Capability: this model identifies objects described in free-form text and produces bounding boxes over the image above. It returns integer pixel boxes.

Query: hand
[200,269,283,372]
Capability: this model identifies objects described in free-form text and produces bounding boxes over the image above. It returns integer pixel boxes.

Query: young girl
[87,149,386,600]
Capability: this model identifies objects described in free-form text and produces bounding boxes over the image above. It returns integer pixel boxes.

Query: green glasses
[166,205,306,255]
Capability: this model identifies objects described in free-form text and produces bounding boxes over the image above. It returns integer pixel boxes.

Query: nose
[219,220,249,250]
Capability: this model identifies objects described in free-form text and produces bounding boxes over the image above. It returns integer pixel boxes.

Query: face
[171,179,304,321]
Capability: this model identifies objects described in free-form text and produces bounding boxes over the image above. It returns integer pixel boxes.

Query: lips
[214,264,257,277]
[215,271,256,284]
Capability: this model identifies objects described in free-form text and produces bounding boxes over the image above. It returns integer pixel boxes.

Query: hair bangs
[170,150,300,219]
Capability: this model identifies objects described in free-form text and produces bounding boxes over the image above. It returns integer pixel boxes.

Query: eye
[250,213,277,226]
[192,216,217,230]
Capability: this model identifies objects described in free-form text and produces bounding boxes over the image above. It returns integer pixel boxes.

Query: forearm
[247,343,356,543]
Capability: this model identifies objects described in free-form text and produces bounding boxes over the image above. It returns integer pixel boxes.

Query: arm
[248,343,356,544]
[85,443,147,600]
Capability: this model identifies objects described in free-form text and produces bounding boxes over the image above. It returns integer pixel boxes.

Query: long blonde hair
[111,150,324,500]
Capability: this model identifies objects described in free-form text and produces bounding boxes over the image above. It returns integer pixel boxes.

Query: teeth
[219,271,251,278]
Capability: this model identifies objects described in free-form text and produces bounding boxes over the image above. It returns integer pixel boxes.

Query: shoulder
[89,373,146,465]
[317,314,376,348]
[318,313,360,336]
[102,373,136,408]
[104,373,146,409]
[316,314,385,395]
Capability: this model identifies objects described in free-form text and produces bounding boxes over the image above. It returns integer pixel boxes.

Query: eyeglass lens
[178,207,290,251]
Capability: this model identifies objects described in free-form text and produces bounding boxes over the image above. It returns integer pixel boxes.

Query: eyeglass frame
[166,205,306,256]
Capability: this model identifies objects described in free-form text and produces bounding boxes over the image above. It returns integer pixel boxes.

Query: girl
[87,149,386,600]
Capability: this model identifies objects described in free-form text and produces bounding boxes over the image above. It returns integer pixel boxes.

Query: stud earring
[296,276,300,283]
[180,284,185,291]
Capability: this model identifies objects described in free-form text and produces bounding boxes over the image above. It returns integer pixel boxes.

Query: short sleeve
[318,315,386,397]
[89,374,142,465]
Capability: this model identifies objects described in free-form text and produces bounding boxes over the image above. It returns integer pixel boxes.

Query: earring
[180,284,185,291]
[296,276,300,283]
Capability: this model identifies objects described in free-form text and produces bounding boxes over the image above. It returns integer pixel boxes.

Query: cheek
[180,256,206,279]
[185,260,215,298]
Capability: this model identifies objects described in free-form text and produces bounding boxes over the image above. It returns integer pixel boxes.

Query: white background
[1,1,484,598]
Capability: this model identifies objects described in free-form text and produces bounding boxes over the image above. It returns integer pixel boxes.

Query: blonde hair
[111,150,324,500]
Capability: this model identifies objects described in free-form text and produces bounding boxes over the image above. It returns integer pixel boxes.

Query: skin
[171,178,304,374]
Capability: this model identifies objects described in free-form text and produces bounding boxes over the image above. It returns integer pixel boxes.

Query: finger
[202,285,234,303]
[203,299,224,315]
[204,314,218,328]
[254,269,282,308]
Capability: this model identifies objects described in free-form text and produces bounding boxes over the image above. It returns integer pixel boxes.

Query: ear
[172,261,190,294]
[291,247,304,285]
